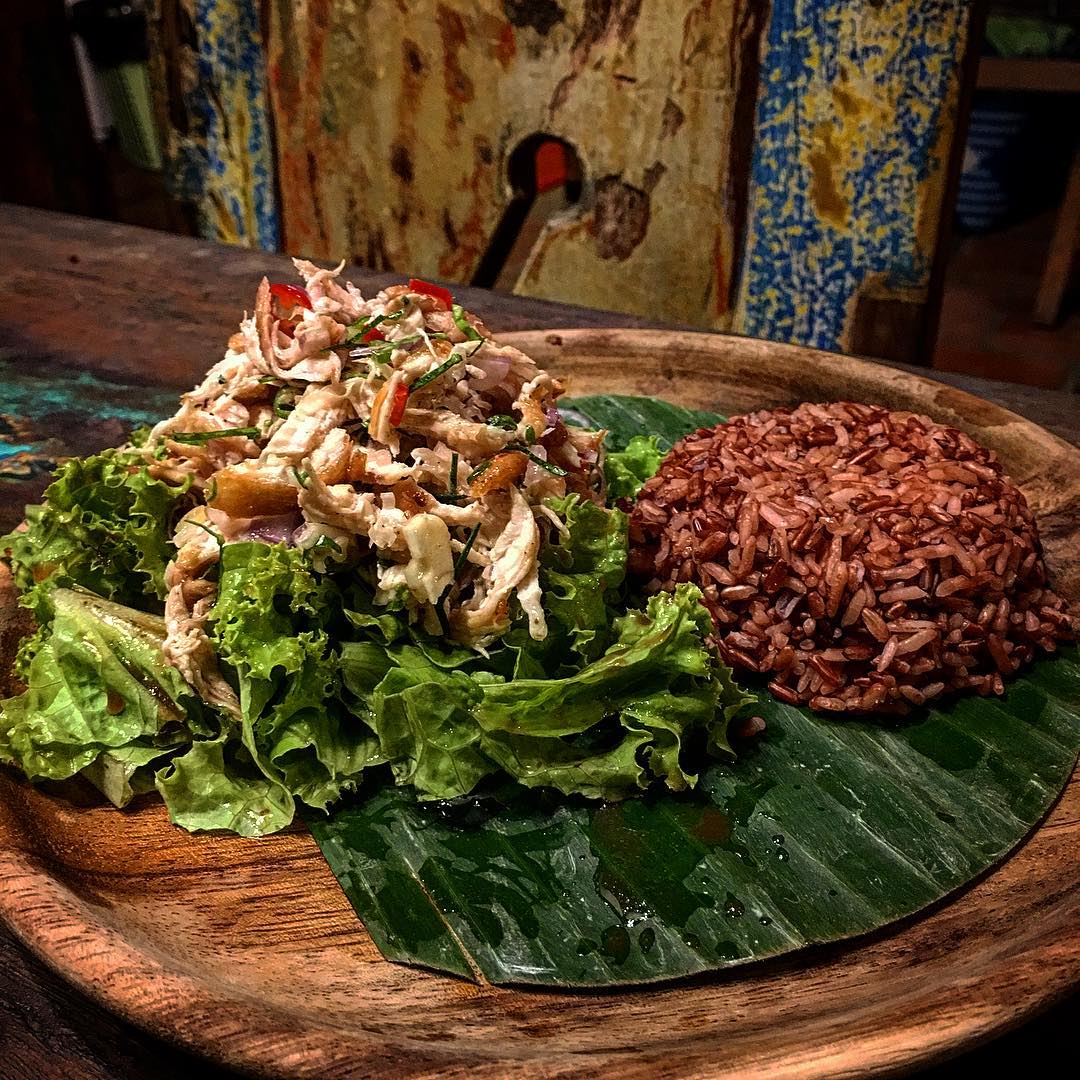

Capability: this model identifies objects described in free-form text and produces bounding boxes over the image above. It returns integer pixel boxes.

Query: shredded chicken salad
[147,264,604,717]
[0,265,748,836]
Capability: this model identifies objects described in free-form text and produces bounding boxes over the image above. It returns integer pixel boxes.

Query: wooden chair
[147,0,981,364]
[976,57,1080,328]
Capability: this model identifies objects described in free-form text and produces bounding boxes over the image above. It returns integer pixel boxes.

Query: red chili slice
[362,326,386,342]
[269,283,313,311]
[407,277,453,309]
[389,381,409,425]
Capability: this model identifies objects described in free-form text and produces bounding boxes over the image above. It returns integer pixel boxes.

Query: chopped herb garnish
[258,375,283,384]
[435,493,468,504]
[343,309,405,344]
[524,425,536,445]
[218,375,227,385]
[291,466,310,489]
[508,444,568,476]
[449,452,459,494]
[487,414,517,430]
[357,329,454,364]
[411,348,469,391]
[311,534,342,554]
[188,519,224,547]
[454,523,481,576]
[273,386,296,418]
[371,344,399,364]
[451,303,482,342]
[366,332,423,361]
[434,592,452,637]
[169,426,260,446]
[205,478,218,504]
[467,460,492,484]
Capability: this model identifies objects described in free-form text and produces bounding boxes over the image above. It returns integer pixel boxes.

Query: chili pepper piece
[389,381,409,425]
[269,283,313,311]
[407,277,453,309]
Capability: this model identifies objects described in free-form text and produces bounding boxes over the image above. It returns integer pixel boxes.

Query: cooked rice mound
[629,401,1074,713]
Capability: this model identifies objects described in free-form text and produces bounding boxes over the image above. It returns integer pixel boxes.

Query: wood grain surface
[1,204,1077,443]
[1,319,1077,1079]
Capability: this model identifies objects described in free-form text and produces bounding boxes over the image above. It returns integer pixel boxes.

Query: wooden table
[0,205,1075,1078]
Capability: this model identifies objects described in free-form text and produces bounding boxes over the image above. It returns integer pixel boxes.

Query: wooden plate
[1,330,1077,1078]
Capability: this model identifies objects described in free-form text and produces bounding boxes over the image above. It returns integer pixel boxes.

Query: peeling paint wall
[266,0,765,328]
[734,1,973,355]
[148,0,279,249]
[149,1,973,357]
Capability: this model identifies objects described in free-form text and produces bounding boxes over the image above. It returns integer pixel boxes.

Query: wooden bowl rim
[1,328,1077,1079]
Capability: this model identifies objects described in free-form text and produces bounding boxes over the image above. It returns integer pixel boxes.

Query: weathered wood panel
[152,1,974,354]
[147,0,279,249]
[733,0,975,356]
[267,0,765,328]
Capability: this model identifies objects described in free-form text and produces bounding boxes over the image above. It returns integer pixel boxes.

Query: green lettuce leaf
[341,579,410,645]
[81,744,174,808]
[539,494,627,663]
[209,542,381,813]
[340,584,751,803]
[1,449,191,636]
[210,542,337,714]
[477,584,751,799]
[259,668,383,812]
[0,588,208,801]
[604,434,664,500]
[372,649,491,797]
[155,734,296,837]
[341,641,489,799]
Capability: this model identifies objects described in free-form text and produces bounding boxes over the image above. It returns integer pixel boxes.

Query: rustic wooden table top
[0,204,1074,1077]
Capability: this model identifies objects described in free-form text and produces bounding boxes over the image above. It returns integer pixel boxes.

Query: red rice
[629,401,1075,713]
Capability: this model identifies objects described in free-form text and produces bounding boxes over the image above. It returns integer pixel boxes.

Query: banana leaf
[308,395,1080,986]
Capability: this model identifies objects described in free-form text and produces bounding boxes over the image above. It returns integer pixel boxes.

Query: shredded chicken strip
[162,510,240,716]
[400,408,515,457]
[298,470,380,535]
[262,383,350,463]
[452,487,542,645]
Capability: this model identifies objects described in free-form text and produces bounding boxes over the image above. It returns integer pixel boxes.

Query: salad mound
[0,266,749,836]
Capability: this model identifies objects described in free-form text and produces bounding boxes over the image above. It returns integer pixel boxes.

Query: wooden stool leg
[1034,145,1080,326]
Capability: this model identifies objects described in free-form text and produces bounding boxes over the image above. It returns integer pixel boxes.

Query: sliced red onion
[240,513,300,545]
[468,350,511,390]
